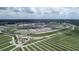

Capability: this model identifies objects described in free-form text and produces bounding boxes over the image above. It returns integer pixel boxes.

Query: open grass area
[2,45,16,51]
[0,34,16,51]
[31,28,70,37]
[23,29,79,51]
[0,27,79,51]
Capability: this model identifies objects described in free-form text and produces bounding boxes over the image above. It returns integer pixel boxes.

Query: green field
[0,27,79,51]
[22,28,79,51]
[0,34,16,51]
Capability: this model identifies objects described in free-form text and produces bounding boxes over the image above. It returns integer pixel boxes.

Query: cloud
[8,7,34,14]
[0,7,7,10]
[0,7,79,19]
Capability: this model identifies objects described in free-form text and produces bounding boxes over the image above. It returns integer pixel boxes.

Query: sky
[0,7,79,19]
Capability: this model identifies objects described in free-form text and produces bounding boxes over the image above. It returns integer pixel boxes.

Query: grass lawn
[22,29,79,51]
[2,45,15,51]
[0,27,79,51]
[0,34,13,50]
[31,28,70,37]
